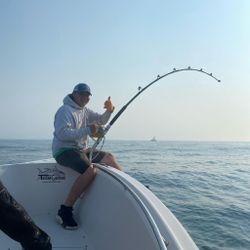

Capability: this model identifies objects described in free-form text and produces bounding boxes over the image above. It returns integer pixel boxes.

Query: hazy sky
[1,0,250,141]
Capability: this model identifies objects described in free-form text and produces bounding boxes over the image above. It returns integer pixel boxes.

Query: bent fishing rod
[90,66,221,161]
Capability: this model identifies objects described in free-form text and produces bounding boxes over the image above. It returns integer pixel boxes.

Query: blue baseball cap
[73,83,92,95]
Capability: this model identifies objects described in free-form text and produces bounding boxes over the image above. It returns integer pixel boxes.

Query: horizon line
[0,138,250,143]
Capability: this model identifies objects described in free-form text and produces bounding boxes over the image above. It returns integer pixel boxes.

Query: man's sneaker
[56,205,78,230]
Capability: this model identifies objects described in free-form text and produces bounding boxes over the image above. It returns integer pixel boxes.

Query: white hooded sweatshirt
[52,95,112,157]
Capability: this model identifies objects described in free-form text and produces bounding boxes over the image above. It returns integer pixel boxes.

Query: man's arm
[54,108,91,141]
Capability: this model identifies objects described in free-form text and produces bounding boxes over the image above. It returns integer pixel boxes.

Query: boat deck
[0,162,199,250]
[0,213,95,250]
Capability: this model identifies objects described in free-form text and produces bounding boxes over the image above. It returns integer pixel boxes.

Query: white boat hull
[0,160,198,250]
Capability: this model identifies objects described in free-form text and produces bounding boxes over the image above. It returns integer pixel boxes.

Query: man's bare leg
[64,165,97,207]
[100,152,122,171]
[57,165,97,229]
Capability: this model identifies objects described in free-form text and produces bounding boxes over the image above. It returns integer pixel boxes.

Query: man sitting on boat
[52,83,122,230]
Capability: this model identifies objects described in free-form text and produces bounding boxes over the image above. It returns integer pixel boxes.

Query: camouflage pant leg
[0,181,52,250]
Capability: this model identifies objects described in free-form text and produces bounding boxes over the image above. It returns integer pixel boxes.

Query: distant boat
[150,137,157,142]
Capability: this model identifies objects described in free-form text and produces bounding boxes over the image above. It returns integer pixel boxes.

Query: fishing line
[89,66,221,162]
[89,135,106,162]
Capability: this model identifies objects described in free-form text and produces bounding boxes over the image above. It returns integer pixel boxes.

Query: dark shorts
[55,149,106,174]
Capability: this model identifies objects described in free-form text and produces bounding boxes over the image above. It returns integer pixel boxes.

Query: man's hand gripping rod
[89,66,221,162]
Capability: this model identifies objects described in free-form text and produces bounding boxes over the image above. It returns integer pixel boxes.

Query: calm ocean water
[0,139,249,250]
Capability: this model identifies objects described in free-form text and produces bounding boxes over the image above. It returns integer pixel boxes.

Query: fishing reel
[91,125,105,139]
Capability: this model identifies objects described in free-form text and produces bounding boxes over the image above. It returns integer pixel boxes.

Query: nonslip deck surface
[0,213,95,250]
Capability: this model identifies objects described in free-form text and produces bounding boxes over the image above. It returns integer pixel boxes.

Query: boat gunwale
[95,164,168,250]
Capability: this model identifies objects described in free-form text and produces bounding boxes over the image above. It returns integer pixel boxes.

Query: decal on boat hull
[37,166,65,183]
